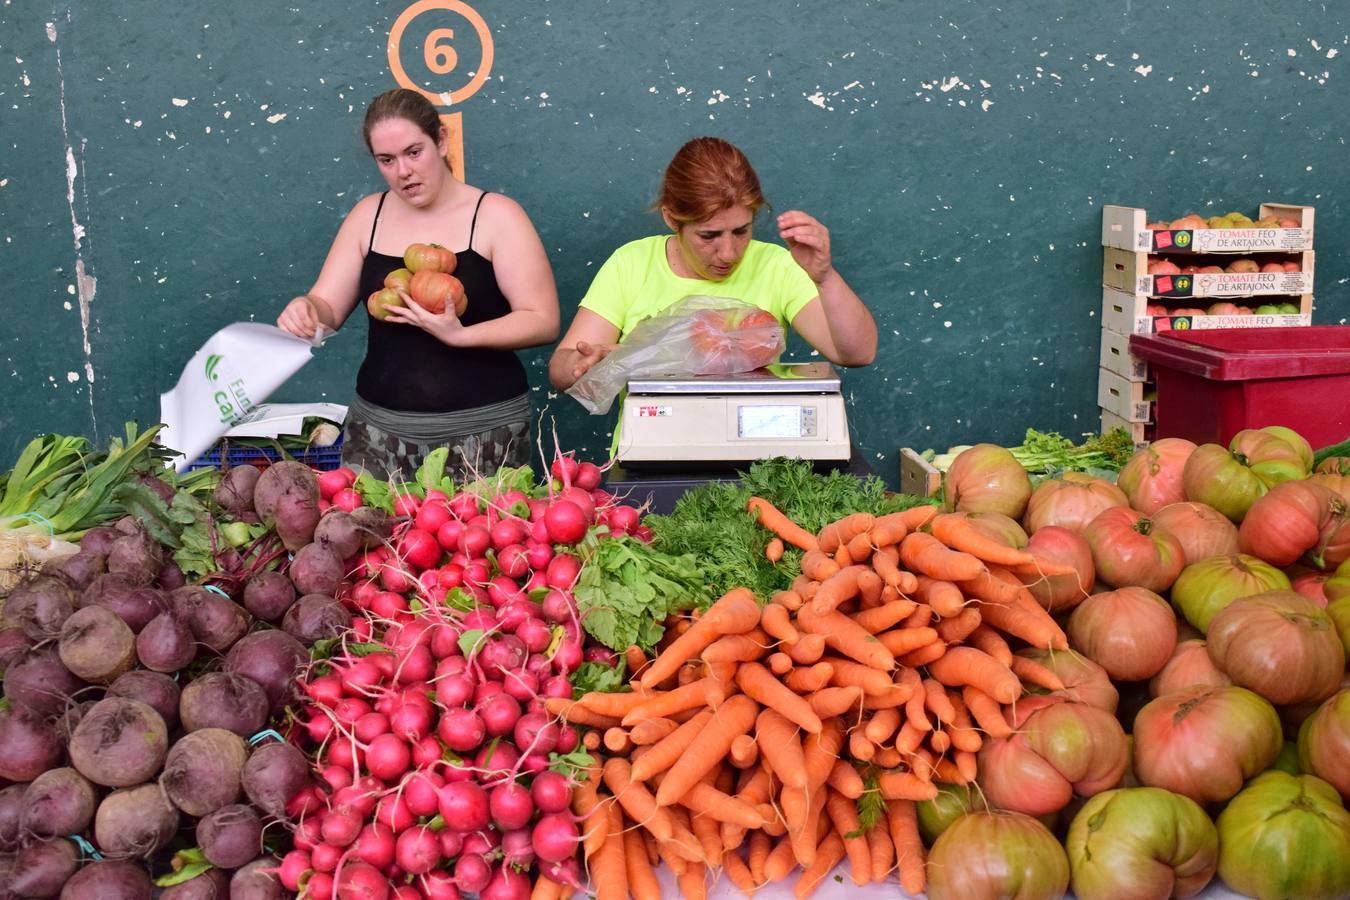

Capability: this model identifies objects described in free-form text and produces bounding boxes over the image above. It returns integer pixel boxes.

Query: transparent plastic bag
[567,296,786,414]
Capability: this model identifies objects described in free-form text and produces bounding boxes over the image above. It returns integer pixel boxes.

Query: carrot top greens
[646,457,932,600]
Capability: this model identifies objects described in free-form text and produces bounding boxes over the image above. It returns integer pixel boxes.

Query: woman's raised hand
[777,210,834,284]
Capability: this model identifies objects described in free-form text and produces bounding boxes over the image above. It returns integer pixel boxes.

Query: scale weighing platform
[615,362,851,465]
[607,362,867,514]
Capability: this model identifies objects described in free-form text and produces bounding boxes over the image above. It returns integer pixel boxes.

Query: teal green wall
[3,1,1348,479]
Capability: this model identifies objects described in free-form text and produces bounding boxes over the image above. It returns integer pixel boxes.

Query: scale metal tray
[626,362,841,395]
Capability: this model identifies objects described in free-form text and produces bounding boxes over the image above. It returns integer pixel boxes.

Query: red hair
[656,137,767,225]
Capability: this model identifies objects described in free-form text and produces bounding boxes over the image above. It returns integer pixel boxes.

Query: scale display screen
[737,404,816,439]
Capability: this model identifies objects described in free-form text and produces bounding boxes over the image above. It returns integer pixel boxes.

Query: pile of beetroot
[0,447,647,899]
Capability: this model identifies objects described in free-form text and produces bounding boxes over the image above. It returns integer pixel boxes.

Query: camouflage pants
[341,414,532,484]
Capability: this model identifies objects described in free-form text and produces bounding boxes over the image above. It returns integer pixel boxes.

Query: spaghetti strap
[467,191,491,252]
[368,191,388,252]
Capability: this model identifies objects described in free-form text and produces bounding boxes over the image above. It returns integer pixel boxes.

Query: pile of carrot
[543,500,1077,899]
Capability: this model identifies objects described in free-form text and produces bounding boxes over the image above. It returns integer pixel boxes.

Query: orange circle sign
[387,0,493,107]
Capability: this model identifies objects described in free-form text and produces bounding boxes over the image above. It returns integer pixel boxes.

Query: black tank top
[354,192,529,412]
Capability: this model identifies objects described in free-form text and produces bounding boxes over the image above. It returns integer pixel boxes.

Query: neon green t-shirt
[578,236,819,336]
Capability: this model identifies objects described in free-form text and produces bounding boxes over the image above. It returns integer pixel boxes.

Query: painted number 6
[426,27,458,74]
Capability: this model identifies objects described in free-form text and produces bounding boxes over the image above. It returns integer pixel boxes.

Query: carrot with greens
[754,708,808,789]
[722,848,758,897]
[622,828,662,900]
[900,531,985,582]
[855,566,884,608]
[729,733,759,769]
[794,832,847,899]
[849,730,876,762]
[544,698,622,730]
[824,657,895,695]
[737,661,824,733]
[877,626,940,658]
[935,607,982,644]
[847,531,876,568]
[784,632,826,665]
[826,789,873,886]
[629,717,679,746]
[640,587,761,689]
[887,798,927,896]
[759,602,798,645]
[655,695,759,806]
[1011,653,1067,691]
[765,536,785,563]
[747,830,773,885]
[603,758,678,841]
[701,630,772,664]
[867,817,895,884]
[818,512,875,553]
[962,685,1012,738]
[827,759,866,798]
[853,598,919,634]
[798,550,840,583]
[621,677,725,726]
[926,646,1022,704]
[747,496,819,551]
[878,770,939,801]
[630,709,714,782]
[898,639,947,668]
[809,564,868,615]
[913,574,967,618]
[771,588,805,611]
[967,623,1014,666]
[867,511,911,548]
[785,662,835,694]
[796,605,896,671]
[592,801,629,900]
[576,688,652,718]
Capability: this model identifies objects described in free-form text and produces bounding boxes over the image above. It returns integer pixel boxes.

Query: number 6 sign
[387,0,494,180]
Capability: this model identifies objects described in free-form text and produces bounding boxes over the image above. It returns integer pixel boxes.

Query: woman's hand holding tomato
[383,289,468,347]
[777,209,833,283]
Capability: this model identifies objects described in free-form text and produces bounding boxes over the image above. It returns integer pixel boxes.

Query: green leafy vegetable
[853,768,886,834]
[548,748,595,780]
[924,427,1137,478]
[572,534,706,652]
[571,660,628,699]
[153,848,213,887]
[458,629,486,658]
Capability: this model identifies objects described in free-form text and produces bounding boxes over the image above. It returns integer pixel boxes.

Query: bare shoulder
[470,190,543,257]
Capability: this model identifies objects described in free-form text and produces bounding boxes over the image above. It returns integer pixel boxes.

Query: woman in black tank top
[277,89,560,481]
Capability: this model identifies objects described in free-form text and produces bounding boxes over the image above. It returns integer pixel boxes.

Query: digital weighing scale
[614,362,852,465]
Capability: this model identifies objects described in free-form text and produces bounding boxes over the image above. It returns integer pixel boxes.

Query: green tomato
[1216,771,1350,900]
[1328,596,1350,655]
[1272,740,1301,775]
[219,521,254,548]
[916,782,986,844]
[1066,786,1218,900]
[1254,304,1284,315]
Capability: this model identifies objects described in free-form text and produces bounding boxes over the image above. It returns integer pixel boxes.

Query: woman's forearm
[451,308,560,351]
[815,268,878,366]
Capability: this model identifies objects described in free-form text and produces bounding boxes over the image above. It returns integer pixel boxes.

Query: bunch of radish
[279,453,648,898]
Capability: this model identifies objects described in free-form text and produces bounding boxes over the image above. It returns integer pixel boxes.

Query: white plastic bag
[567,296,785,414]
[158,323,328,471]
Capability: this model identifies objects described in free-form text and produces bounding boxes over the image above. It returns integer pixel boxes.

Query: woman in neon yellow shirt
[547,137,877,392]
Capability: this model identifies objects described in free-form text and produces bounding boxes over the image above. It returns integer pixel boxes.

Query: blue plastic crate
[186,437,344,472]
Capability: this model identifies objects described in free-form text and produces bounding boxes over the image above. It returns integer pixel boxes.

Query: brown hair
[361,89,443,155]
[656,137,768,226]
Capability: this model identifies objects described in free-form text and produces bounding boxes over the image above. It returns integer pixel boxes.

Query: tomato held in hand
[408,271,467,316]
[367,288,406,320]
[403,242,457,274]
[688,307,783,373]
[384,267,413,292]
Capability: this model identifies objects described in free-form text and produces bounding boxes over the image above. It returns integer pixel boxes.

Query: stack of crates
[1097,204,1315,445]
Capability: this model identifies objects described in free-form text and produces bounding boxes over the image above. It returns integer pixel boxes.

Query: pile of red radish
[282,453,649,898]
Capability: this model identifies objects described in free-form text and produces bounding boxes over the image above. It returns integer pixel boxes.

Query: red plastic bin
[1128,326,1350,448]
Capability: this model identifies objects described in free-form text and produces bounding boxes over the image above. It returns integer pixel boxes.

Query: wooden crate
[1099,286,1312,335]
[1098,368,1153,423]
[1102,203,1315,253]
[1103,246,1314,299]
[1099,328,1148,380]
[898,447,942,499]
